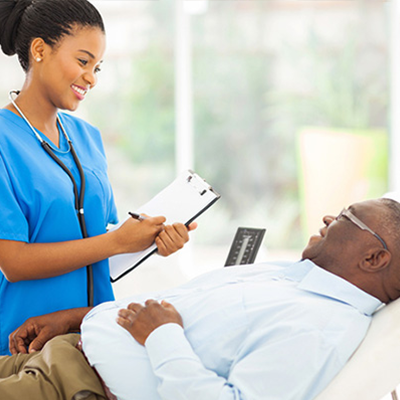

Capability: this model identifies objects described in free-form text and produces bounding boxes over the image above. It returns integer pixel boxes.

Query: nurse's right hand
[113,215,166,254]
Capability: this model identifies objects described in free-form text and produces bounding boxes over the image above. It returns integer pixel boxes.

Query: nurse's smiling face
[32,25,105,112]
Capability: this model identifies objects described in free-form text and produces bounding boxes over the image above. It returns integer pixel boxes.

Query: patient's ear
[359,249,391,273]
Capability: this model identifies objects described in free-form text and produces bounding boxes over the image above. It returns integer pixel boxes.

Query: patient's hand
[117,299,183,345]
[9,307,91,354]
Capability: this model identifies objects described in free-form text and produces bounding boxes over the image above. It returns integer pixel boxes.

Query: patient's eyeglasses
[336,208,388,250]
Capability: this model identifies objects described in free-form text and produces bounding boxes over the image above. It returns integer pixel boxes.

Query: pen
[128,212,146,221]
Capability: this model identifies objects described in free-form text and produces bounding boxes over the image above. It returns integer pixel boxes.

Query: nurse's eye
[94,66,102,73]
[78,58,88,66]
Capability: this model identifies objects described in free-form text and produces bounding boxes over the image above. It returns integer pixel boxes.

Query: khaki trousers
[0,334,107,400]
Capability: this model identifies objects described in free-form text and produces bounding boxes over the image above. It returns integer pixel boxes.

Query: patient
[2,198,400,400]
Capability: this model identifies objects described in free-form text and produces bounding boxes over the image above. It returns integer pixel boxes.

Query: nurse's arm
[0,215,166,282]
[9,307,91,355]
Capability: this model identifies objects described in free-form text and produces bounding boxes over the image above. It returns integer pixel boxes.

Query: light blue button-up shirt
[81,260,382,400]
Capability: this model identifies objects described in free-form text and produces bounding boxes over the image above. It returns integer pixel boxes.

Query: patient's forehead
[349,199,385,216]
[348,199,388,232]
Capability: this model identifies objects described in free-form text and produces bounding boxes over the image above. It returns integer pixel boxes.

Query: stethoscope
[9,90,94,307]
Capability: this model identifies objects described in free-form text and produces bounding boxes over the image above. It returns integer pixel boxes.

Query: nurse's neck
[7,83,60,147]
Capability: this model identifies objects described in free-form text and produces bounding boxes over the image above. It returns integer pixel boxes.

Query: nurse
[0,0,195,355]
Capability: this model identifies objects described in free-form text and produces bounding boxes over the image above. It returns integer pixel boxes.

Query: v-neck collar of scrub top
[0,109,70,153]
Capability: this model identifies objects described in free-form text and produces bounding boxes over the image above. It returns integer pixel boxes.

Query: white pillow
[314,298,400,400]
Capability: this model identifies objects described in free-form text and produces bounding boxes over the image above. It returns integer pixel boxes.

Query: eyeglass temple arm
[346,210,388,250]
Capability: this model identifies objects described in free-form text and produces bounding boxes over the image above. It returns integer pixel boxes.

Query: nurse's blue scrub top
[0,109,118,355]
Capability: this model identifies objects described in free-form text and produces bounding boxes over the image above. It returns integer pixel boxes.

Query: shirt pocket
[83,167,118,228]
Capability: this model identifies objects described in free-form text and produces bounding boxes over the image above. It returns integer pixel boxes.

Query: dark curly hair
[379,197,400,248]
[0,0,105,72]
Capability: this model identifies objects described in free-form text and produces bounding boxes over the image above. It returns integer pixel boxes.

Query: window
[0,0,390,295]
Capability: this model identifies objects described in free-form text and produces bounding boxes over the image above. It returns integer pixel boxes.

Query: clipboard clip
[187,172,210,196]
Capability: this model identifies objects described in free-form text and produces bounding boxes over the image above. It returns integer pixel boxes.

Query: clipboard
[109,170,220,282]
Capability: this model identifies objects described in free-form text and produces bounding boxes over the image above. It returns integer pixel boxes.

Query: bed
[314,297,400,400]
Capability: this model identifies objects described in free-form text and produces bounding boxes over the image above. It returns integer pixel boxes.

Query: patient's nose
[323,215,335,226]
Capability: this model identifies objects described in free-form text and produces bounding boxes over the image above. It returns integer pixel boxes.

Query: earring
[36,57,41,62]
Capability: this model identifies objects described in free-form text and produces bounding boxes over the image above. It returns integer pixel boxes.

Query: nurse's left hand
[155,222,197,257]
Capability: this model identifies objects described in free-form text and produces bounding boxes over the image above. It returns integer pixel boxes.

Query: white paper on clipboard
[109,170,220,282]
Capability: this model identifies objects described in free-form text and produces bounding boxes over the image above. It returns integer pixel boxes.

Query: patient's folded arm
[9,307,92,355]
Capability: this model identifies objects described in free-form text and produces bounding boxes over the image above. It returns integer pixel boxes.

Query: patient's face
[301,200,386,270]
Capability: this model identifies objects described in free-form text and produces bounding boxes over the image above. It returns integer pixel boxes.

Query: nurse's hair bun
[0,0,104,73]
[0,0,32,56]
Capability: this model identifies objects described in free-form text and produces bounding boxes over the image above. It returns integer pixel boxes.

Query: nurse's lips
[71,84,88,100]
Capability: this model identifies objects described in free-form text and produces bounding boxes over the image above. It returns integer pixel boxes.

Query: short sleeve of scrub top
[0,109,118,355]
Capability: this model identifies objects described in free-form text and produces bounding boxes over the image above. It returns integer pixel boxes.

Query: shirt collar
[283,259,383,316]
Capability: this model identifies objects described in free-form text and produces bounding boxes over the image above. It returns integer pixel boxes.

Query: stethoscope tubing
[9,90,94,307]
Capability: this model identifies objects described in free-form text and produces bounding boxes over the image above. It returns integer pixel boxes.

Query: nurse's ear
[30,37,46,65]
